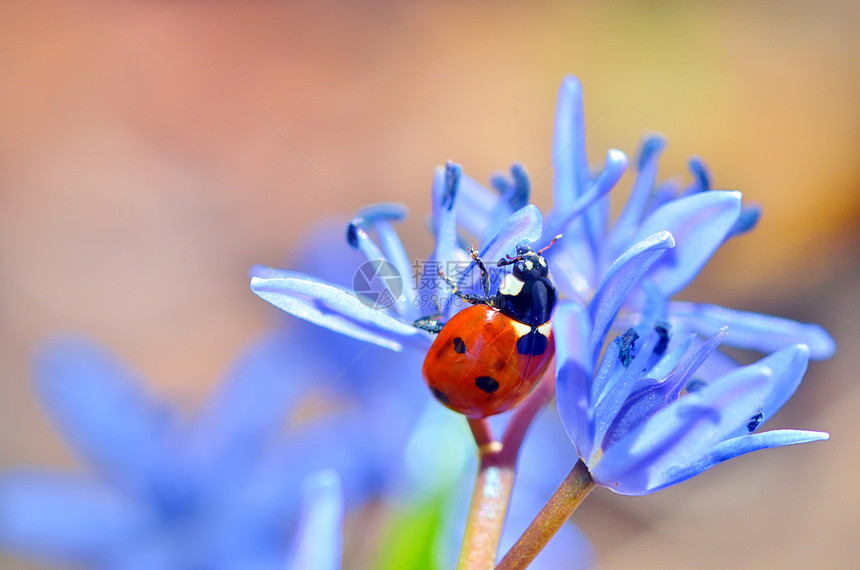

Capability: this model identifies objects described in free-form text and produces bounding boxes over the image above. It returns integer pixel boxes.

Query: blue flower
[250,76,834,372]
[0,331,407,569]
[533,75,834,361]
[553,300,829,495]
[250,162,544,353]
[285,470,343,570]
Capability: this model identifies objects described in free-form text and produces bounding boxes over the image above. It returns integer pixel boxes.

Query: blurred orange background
[1,1,857,568]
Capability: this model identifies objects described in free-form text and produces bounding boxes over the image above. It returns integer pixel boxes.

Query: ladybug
[414,237,560,418]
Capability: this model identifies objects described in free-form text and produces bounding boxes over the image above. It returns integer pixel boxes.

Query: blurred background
[1,1,857,568]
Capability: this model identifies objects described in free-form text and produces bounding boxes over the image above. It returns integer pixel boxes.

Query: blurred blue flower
[554,300,829,495]
[0,327,414,569]
[285,470,343,570]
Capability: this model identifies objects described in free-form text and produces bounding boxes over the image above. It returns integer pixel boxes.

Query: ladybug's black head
[494,242,558,327]
[509,245,549,281]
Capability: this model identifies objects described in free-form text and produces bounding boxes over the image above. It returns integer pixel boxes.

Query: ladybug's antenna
[537,234,563,255]
[496,254,522,267]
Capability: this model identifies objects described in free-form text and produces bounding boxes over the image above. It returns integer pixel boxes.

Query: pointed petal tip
[794,343,812,359]
[445,160,463,175]
[561,74,584,94]
[249,265,278,280]
[807,326,837,360]
[688,156,712,191]
[651,230,675,249]
[637,135,667,170]
[606,148,629,171]
[353,203,409,224]
[725,190,743,207]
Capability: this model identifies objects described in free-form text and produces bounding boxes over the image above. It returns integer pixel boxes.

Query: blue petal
[489,164,531,211]
[285,471,343,570]
[646,333,693,381]
[589,339,622,408]
[551,76,611,266]
[649,429,829,492]
[599,328,727,451]
[347,203,417,320]
[455,205,543,305]
[0,471,148,563]
[727,203,762,238]
[545,149,628,242]
[33,336,172,492]
[457,172,506,238]
[724,344,811,439]
[506,163,531,210]
[554,302,596,462]
[250,269,432,352]
[591,358,773,494]
[552,75,591,211]
[642,178,681,219]
[477,204,544,263]
[591,328,661,452]
[632,191,742,297]
[543,238,594,304]
[588,231,675,366]
[682,157,711,195]
[756,344,810,424]
[607,135,666,257]
[669,301,836,360]
[431,162,467,273]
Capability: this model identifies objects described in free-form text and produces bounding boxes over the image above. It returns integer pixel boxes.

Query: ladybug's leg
[438,270,490,306]
[468,246,492,298]
[413,317,445,334]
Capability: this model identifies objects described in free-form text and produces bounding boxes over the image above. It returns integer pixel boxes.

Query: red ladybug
[415,239,559,418]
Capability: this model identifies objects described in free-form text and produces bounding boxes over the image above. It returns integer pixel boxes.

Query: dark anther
[346,223,362,248]
[747,411,764,433]
[617,328,640,368]
[653,322,671,356]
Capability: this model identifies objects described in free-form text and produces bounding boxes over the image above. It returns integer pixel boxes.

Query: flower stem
[495,459,595,570]
[457,457,515,570]
[457,373,556,569]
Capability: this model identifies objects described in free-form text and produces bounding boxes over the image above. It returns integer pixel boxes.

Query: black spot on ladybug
[516,328,549,356]
[431,387,450,405]
[747,411,764,433]
[453,337,466,354]
[475,376,500,393]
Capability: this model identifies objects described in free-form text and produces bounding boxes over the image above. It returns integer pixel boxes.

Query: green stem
[494,459,595,570]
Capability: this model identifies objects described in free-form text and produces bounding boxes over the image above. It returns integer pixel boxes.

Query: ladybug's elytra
[415,238,560,418]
